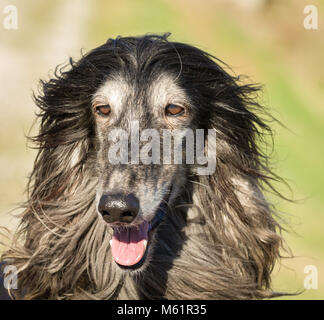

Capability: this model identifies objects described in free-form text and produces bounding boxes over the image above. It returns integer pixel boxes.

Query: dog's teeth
[143,240,147,248]
[109,240,112,246]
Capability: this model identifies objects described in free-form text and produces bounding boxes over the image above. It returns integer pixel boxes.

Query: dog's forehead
[92,75,130,110]
[147,74,189,108]
[92,73,188,112]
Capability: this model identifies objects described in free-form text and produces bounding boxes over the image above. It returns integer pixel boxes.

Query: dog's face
[93,72,197,269]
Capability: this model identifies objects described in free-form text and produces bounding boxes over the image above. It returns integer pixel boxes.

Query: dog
[0,34,286,299]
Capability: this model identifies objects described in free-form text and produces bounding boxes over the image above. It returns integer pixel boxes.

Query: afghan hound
[0,34,287,300]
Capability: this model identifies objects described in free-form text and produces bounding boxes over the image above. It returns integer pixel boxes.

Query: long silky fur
[1,34,288,300]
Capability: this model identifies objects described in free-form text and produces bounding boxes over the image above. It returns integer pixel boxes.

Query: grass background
[0,0,323,299]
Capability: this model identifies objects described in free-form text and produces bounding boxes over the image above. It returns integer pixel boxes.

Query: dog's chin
[109,196,170,272]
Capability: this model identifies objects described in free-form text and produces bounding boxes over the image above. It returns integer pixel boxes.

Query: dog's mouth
[110,194,169,269]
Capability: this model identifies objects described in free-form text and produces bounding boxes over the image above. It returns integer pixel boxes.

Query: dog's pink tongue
[111,221,149,266]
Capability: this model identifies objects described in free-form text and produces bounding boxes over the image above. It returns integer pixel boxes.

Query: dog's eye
[165,104,185,117]
[95,104,111,117]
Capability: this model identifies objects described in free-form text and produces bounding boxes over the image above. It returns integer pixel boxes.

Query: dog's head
[5,34,285,299]
[33,35,272,271]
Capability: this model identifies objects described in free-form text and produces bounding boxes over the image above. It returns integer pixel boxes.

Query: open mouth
[110,196,169,269]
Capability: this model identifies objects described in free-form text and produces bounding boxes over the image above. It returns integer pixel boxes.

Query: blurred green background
[0,0,323,299]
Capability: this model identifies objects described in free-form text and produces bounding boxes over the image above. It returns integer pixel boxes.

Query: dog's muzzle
[98,191,169,268]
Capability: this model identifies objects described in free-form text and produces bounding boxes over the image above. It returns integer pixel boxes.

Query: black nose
[98,193,139,224]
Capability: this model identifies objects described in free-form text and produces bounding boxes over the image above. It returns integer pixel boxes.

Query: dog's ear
[29,60,99,202]
[0,61,104,299]
[192,73,285,296]
[194,143,283,297]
